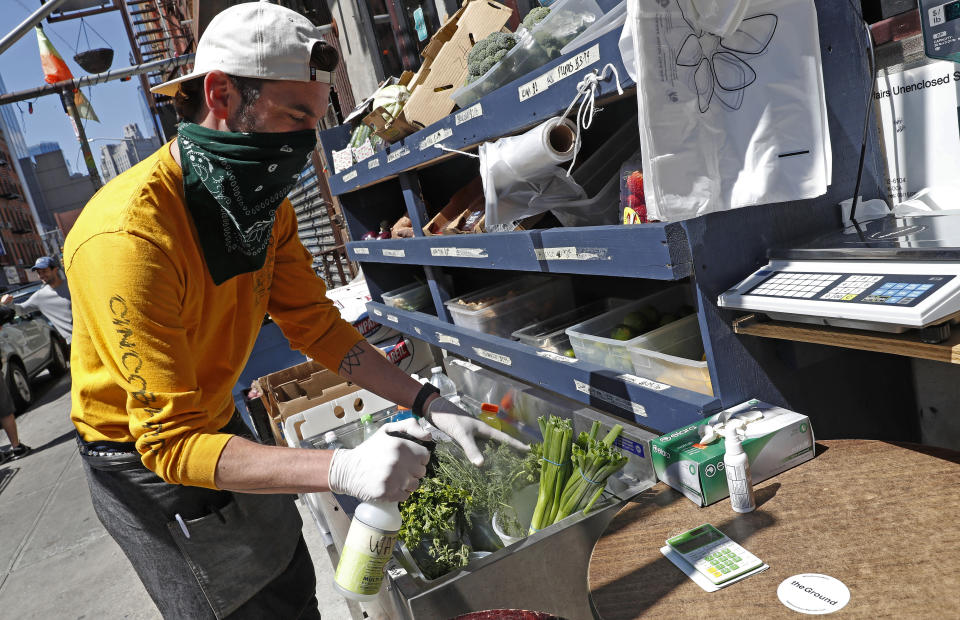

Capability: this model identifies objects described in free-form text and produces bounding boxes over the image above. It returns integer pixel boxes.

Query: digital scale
[920,0,960,63]
[719,213,960,341]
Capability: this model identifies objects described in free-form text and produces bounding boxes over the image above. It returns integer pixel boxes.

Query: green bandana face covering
[178,122,317,285]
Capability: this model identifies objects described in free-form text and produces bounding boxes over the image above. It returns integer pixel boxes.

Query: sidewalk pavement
[0,372,353,619]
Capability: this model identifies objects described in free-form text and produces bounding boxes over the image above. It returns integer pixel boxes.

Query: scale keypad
[745,272,950,307]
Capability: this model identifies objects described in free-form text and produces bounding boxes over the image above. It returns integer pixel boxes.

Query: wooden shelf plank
[347,223,691,280]
[733,314,960,364]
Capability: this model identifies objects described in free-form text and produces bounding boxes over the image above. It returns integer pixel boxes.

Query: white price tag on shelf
[455,104,483,125]
[473,347,512,366]
[372,308,383,317]
[618,373,670,392]
[534,246,610,261]
[387,146,410,163]
[430,247,488,258]
[450,359,482,372]
[574,379,647,417]
[436,333,461,346]
[342,170,358,182]
[382,249,406,258]
[353,247,370,255]
[368,158,380,169]
[386,314,399,323]
[518,44,600,102]
[537,351,577,364]
[419,127,453,151]
[414,326,423,335]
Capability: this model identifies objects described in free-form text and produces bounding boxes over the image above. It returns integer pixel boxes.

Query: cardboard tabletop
[588,439,960,619]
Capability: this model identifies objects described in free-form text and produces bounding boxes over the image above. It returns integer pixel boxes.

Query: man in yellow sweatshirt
[65,4,524,618]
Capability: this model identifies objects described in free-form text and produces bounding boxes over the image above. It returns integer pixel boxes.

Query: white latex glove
[327,418,432,502]
[427,397,529,466]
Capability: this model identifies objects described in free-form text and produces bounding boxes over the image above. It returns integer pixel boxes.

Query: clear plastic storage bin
[565,287,694,373]
[627,314,713,395]
[382,281,431,311]
[445,276,574,338]
[450,0,603,109]
[511,298,622,355]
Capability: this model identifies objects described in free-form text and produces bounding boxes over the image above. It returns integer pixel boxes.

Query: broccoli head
[522,6,551,30]
[466,31,516,79]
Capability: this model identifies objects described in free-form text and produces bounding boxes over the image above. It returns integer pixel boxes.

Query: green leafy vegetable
[466,31,517,84]
[398,440,537,579]
[522,6,551,29]
[529,416,573,532]
[552,422,628,522]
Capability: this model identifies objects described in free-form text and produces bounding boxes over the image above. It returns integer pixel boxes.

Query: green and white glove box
[651,400,815,506]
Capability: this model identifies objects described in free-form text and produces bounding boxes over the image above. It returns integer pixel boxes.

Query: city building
[29,142,61,160]
[99,123,160,182]
[30,146,97,238]
[0,133,46,289]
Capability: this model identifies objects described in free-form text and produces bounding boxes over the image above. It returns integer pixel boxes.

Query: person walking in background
[1,256,73,345]
[0,374,31,464]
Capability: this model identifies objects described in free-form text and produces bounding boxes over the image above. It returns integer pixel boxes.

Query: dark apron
[79,413,308,619]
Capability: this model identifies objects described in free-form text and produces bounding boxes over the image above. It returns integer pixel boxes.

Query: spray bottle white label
[334,519,398,596]
[725,458,756,513]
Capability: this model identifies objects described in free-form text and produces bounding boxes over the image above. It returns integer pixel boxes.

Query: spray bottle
[333,431,436,601]
[723,423,756,513]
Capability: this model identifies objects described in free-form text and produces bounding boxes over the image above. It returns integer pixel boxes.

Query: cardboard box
[326,278,400,344]
[369,0,513,143]
[377,335,436,376]
[363,71,423,144]
[651,400,815,506]
[257,360,357,445]
[424,177,484,235]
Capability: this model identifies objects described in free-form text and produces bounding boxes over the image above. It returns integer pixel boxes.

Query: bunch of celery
[552,421,628,522]
[529,416,573,532]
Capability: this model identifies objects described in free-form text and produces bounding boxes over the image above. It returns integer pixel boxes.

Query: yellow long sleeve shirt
[65,142,363,489]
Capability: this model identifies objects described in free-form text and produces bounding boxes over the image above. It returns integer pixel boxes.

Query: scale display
[720,214,960,335]
[745,272,951,307]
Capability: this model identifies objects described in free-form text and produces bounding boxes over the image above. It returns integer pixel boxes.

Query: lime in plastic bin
[626,314,713,396]
[564,286,694,374]
[382,281,431,312]
[449,0,603,109]
[511,298,623,355]
[445,276,574,339]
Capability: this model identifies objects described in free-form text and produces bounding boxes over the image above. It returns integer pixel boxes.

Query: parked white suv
[0,284,68,412]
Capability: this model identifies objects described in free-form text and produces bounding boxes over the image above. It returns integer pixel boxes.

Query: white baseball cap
[151,1,333,97]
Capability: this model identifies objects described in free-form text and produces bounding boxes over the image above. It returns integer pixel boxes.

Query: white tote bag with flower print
[619,0,831,222]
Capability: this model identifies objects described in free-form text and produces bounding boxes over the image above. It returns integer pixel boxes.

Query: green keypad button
[732,556,741,561]
[721,568,730,574]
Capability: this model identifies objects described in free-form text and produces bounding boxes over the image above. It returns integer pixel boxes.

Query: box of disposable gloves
[650,400,815,506]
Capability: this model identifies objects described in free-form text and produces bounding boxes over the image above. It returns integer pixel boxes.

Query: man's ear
[203,71,236,121]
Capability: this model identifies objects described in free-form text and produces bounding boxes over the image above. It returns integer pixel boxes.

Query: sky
[0,1,157,177]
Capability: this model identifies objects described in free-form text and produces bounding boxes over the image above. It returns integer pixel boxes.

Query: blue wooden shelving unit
[318,1,920,438]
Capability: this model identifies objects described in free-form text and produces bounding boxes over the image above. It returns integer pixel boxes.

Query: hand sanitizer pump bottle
[723,431,756,513]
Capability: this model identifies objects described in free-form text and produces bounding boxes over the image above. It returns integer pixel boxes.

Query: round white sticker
[777,574,850,615]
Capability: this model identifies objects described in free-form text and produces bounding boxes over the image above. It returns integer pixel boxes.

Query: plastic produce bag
[561,0,627,56]
[618,0,831,222]
[451,0,603,109]
[479,118,588,229]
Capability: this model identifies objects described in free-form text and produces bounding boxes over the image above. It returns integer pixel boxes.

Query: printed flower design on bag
[674,2,778,113]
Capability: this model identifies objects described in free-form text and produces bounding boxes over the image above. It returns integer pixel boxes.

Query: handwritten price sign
[518,45,600,102]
